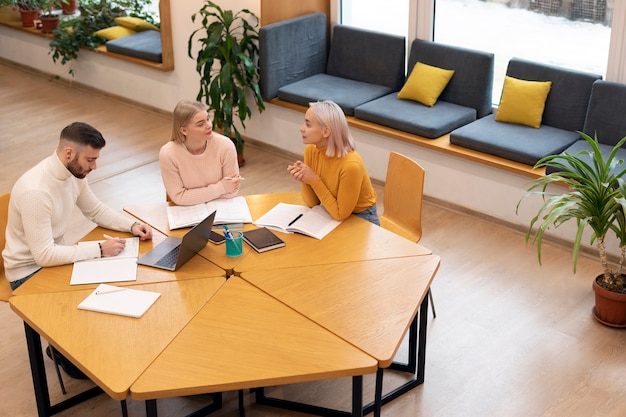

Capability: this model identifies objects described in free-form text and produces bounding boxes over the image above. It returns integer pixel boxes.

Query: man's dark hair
[60,122,106,149]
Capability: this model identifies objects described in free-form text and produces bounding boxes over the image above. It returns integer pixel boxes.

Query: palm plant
[188,1,265,156]
[518,132,626,293]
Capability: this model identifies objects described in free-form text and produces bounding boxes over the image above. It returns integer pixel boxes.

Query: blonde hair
[309,101,356,158]
[171,100,205,143]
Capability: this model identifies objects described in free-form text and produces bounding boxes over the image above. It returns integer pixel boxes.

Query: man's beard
[67,158,89,179]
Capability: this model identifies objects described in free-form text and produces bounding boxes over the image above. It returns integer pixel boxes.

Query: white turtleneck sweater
[2,152,136,283]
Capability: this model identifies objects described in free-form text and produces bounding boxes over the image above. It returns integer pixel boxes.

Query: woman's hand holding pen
[221,174,242,193]
[101,234,126,257]
[287,161,318,182]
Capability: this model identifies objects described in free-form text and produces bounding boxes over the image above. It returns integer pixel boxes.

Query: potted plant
[0,0,46,27]
[39,0,60,33]
[518,132,626,327]
[188,1,265,167]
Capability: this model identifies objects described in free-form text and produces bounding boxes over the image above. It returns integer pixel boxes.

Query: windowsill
[0,13,173,72]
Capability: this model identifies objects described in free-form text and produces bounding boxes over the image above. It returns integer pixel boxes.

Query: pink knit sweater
[158,133,240,206]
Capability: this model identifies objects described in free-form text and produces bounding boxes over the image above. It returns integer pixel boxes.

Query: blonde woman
[159,100,241,205]
[288,100,379,225]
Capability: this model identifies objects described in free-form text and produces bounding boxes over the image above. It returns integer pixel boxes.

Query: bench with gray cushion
[259,13,406,116]
[450,58,602,166]
[354,39,494,139]
[546,80,626,174]
[105,30,162,63]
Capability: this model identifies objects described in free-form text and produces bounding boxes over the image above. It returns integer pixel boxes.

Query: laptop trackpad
[138,236,182,264]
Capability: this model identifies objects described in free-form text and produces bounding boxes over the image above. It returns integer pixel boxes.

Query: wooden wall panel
[260,0,330,26]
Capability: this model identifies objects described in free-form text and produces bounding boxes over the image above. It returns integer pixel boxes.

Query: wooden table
[240,256,440,416]
[11,192,439,417]
[13,227,226,296]
[124,192,431,274]
[10,277,225,415]
[132,277,378,417]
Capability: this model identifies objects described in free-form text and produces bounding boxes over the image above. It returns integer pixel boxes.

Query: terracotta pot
[40,15,59,34]
[19,9,39,28]
[592,275,626,328]
[61,0,77,15]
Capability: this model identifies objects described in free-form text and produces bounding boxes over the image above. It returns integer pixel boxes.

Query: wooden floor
[1,62,626,417]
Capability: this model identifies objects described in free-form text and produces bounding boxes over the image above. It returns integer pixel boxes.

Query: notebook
[78,283,161,318]
[137,211,216,271]
[242,227,286,253]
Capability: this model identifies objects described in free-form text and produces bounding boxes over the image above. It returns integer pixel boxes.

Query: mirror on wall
[157,0,174,70]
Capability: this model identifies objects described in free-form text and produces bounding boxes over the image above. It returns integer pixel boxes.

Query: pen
[224,176,245,180]
[103,234,114,240]
[222,225,234,239]
[95,288,125,295]
[288,214,303,226]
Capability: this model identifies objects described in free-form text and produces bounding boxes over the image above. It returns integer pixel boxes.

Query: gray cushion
[105,30,162,63]
[326,25,405,91]
[505,58,601,132]
[355,93,476,139]
[407,39,494,118]
[450,114,581,166]
[259,12,327,101]
[545,139,626,175]
[582,80,626,146]
[277,74,393,116]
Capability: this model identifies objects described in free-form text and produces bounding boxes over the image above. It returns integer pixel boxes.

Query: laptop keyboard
[155,246,181,268]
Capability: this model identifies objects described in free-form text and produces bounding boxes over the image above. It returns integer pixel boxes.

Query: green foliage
[0,1,47,11]
[48,0,157,76]
[518,132,626,293]
[188,1,265,153]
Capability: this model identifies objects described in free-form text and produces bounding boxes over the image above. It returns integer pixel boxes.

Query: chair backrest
[407,39,494,118]
[505,58,602,132]
[0,193,13,301]
[326,25,406,91]
[582,80,626,147]
[259,12,328,100]
[380,153,424,243]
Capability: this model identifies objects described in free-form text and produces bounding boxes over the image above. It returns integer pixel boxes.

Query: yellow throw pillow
[397,62,455,107]
[495,76,552,128]
[94,26,137,40]
[114,16,159,32]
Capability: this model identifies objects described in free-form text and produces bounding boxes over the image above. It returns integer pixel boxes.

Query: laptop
[137,211,216,271]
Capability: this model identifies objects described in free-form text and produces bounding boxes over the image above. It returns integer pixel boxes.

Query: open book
[166,196,253,229]
[253,203,341,240]
[70,237,140,285]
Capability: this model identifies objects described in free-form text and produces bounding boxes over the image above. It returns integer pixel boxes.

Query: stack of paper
[70,237,139,285]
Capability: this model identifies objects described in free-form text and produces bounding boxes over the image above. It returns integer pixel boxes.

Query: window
[340,0,409,38]
[434,0,612,103]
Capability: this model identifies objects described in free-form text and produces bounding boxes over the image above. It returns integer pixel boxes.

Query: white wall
[0,0,615,258]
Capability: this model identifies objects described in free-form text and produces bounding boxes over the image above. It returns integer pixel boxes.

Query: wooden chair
[380,152,435,317]
[0,193,13,302]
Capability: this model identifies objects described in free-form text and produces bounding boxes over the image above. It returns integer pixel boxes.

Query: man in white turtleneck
[3,121,153,291]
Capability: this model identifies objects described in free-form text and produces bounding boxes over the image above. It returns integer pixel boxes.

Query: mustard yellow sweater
[301,145,377,221]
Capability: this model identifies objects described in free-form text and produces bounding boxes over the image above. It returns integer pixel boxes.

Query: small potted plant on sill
[518,132,626,327]
[188,1,265,167]
[0,0,47,27]
[39,0,60,33]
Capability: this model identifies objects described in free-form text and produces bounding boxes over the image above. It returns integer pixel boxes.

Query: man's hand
[100,237,126,257]
[131,222,153,240]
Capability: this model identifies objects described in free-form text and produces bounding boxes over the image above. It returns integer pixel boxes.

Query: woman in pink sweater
[159,100,241,205]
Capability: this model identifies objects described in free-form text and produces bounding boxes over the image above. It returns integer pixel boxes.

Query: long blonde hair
[309,101,356,157]
[171,100,205,143]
